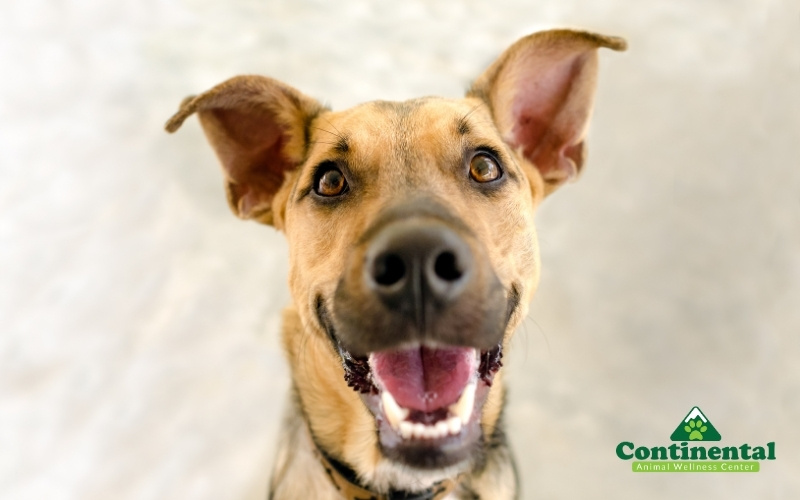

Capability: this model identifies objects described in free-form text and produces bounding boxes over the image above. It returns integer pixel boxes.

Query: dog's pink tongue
[371,345,475,412]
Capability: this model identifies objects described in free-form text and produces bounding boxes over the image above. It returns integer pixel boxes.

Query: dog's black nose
[364,219,473,314]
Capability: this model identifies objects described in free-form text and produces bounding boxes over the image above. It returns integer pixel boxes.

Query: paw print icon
[685,419,708,440]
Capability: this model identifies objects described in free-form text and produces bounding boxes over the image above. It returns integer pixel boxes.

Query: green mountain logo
[670,406,721,441]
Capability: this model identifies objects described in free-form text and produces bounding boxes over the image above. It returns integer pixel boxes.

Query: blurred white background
[1,1,798,499]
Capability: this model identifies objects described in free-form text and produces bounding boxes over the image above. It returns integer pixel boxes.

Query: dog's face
[166,29,625,487]
[284,97,538,469]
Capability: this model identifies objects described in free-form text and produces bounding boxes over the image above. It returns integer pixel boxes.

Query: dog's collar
[312,442,458,500]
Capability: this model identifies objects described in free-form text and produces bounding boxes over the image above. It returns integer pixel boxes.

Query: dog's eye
[469,153,502,183]
[314,165,348,197]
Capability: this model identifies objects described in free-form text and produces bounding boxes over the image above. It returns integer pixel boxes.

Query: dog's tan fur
[167,29,625,499]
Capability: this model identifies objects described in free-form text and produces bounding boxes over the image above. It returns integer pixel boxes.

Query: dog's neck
[312,434,458,500]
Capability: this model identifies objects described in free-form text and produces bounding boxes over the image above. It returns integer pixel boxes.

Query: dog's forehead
[311,97,498,156]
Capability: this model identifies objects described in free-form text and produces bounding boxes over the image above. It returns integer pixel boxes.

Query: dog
[166,29,625,500]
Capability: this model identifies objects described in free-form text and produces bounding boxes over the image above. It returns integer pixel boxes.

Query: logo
[669,406,721,441]
[615,406,775,473]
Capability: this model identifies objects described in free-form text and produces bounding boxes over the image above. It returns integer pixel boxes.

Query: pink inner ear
[508,53,589,179]
[210,108,293,216]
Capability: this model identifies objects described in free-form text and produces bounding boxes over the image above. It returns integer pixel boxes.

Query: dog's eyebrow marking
[334,137,349,154]
[456,104,482,136]
[456,116,470,136]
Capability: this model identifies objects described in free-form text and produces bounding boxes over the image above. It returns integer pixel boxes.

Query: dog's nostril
[433,251,462,282]
[374,254,406,286]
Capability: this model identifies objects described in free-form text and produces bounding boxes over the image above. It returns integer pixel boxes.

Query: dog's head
[167,29,624,489]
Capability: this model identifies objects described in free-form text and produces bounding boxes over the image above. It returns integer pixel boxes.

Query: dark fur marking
[315,295,339,354]
[505,283,521,326]
[457,104,484,136]
[457,117,471,136]
[335,136,350,154]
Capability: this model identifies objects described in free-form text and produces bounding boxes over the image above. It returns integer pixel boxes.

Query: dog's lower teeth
[399,420,414,439]
[392,410,464,440]
[447,416,462,434]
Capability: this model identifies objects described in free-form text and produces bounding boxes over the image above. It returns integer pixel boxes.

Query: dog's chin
[338,341,503,470]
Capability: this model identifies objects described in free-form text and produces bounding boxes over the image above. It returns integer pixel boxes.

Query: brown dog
[166,29,625,500]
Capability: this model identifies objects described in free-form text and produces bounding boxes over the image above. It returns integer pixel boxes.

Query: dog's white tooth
[381,390,409,430]
[449,380,477,425]
[399,421,414,439]
[420,425,431,439]
[435,421,448,437]
[412,423,426,439]
[446,416,462,435]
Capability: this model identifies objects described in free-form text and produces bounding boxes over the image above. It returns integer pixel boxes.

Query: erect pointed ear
[469,29,626,197]
[165,76,325,225]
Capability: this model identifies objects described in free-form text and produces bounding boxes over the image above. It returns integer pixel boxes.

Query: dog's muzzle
[322,201,514,469]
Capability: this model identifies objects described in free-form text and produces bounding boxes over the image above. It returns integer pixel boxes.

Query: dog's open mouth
[338,341,503,468]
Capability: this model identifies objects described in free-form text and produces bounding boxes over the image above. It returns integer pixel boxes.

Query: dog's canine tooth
[448,379,476,425]
[381,390,409,429]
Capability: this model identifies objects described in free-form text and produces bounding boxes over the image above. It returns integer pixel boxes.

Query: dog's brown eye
[469,153,501,183]
[315,167,347,197]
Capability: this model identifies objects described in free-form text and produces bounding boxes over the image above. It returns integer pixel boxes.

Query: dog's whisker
[458,103,485,129]
[312,127,342,139]
[322,116,346,140]
[314,124,345,142]
[524,314,551,356]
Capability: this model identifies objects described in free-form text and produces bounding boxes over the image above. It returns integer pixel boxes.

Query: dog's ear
[165,76,324,225]
[469,29,626,197]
